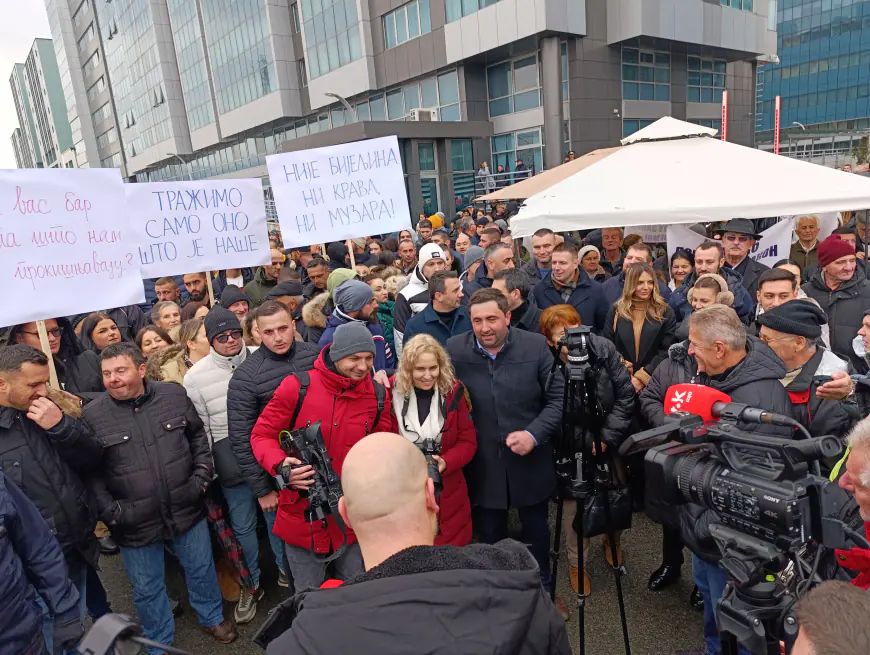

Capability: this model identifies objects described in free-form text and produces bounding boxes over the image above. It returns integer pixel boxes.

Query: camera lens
[671,450,722,506]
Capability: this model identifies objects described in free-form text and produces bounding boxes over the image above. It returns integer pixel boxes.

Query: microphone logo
[669,389,689,411]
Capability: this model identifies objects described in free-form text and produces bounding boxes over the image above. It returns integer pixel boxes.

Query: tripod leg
[550,499,564,602]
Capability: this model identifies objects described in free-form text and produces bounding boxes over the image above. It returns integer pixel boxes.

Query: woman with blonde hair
[388,334,477,546]
[145,318,209,384]
[604,261,677,394]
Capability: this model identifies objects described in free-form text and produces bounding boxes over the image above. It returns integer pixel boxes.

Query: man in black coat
[265,433,571,655]
[447,289,564,593]
[492,268,543,333]
[0,345,100,650]
[532,242,607,332]
[228,301,319,587]
[82,342,235,648]
[718,218,770,299]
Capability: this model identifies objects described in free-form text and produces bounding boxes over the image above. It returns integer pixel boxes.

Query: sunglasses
[724,234,751,243]
[214,330,243,344]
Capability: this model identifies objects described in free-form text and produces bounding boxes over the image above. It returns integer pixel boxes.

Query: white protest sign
[127,180,270,278]
[625,224,668,243]
[666,225,708,264]
[748,219,793,267]
[266,135,412,247]
[0,168,144,326]
[782,212,841,243]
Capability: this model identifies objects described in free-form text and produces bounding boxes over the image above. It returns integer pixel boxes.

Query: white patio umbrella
[511,117,870,237]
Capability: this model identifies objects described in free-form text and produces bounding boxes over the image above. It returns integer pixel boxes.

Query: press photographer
[250,322,392,590]
[261,432,572,655]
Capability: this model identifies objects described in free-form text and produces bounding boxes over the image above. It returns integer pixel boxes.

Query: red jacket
[250,352,392,552]
[388,380,477,547]
[835,521,870,590]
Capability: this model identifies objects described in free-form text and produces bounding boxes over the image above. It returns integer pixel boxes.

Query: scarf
[393,388,445,446]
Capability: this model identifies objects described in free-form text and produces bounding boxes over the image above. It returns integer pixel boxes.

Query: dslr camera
[420,438,443,500]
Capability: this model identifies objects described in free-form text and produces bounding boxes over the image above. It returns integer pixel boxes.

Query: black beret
[757,299,827,339]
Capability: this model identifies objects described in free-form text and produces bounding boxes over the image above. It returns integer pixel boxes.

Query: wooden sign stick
[36,320,60,389]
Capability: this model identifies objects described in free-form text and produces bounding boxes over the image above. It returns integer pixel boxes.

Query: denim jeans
[40,557,88,655]
[119,519,224,655]
[692,555,750,655]
[477,500,552,591]
[221,484,286,587]
[284,542,363,592]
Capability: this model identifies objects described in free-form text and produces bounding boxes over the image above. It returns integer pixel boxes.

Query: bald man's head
[339,432,439,570]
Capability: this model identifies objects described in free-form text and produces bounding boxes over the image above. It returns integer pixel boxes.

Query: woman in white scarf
[391,335,477,546]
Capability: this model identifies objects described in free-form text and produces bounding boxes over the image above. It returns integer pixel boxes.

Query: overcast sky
[0,1,52,169]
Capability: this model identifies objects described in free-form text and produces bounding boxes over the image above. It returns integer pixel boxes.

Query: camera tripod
[548,327,632,655]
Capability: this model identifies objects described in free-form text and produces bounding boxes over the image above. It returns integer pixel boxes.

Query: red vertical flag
[774,96,781,155]
[721,90,728,141]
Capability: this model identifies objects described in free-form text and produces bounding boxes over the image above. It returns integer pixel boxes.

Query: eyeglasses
[759,334,794,345]
[21,328,61,338]
[724,234,751,243]
[214,330,243,344]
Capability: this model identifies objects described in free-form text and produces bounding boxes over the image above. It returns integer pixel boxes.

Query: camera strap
[289,371,311,429]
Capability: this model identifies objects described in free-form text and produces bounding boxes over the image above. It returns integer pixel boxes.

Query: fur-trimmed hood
[302,292,331,330]
[145,343,188,384]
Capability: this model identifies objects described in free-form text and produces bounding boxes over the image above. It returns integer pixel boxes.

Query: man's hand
[373,370,391,388]
[27,397,64,431]
[279,457,315,489]
[816,370,854,401]
[630,377,645,394]
[258,491,279,512]
[857,251,866,260]
[506,431,535,456]
[432,454,447,474]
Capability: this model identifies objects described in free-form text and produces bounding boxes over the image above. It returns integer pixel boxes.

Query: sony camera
[420,438,443,500]
[558,325,593,381]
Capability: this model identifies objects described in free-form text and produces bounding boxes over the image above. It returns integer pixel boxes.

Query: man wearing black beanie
[758,299,858,448]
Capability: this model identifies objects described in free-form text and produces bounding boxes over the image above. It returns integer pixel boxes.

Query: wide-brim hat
[716,218,761,240]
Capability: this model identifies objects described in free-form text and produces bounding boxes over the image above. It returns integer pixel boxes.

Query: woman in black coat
[604,262,678,395]
[540,304,636,597]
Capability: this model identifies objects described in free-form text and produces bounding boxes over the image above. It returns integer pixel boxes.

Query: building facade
[23,38,74,168]
[9,63,42,168]
[755,0,870,164]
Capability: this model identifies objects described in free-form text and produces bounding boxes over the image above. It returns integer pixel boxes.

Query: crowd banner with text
[624,224,668,243]
[667,219,794,271]
[266,135,413,248]
[127,179,271,278]
[0,168,144,327]
[666,225,708,265]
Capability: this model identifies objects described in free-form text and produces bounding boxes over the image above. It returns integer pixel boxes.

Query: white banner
[625,224,669,243]
[0,168,144,326]
[748,219,793,267]
[266,135,412,247]
[666,225,708,264]
[127,180,270,278]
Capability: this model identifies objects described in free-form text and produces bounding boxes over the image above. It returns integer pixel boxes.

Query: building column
[541,36,564,170]
[406,140,423,222]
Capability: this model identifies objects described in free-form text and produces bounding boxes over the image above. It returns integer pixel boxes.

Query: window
[452,139,475,208]
[491,128,543,174]
[290,3,300,32]
[622,119,654,138]
[688,119,723,132]
[301,0,362,79]
[688,56,726,103]
[418,143,436,171]
[721,0,753,10]
[561,41,568,102]
[96,127,118,149]
[82,50,100,73]
[86,76,105,103]
[622,48,670,102]
[100,152,123,168]
[72,0,90,29]
[77,23,95,53]
[298,59,308,87]
[92,102,111,124]
[383,0,431,49]
[487,54,541,118]
[446,0,503,22]
[451,139,473,172]
[437,71,460,121]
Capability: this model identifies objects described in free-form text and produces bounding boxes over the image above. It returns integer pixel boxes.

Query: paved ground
[95,511,703,655]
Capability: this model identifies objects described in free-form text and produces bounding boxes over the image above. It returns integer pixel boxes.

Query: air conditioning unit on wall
[409,108,438,122]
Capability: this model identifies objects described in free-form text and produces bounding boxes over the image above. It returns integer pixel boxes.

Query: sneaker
[202,619,237,644]
[234,585,264,624]
[277,568,289,588]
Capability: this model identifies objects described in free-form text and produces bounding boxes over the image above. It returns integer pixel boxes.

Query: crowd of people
[2,203,870,655]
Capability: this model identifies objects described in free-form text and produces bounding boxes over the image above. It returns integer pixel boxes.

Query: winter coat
[81,382,213,548]
[475,167,496,194]
[250,349,393,553]
[725,256,769,300]
[393,265,430,357]
[377,300,396,354]
[301,292,332,346]
[802,267,870,373]
[4,318,102,398]
[520,258,551,285]
[638,337,794,437]
[601,271,673,305]
[108,305,149,343]
[603,304,678,385]
[0,406,99,568]
[402,305,473,349]
[265,540,571,655]
[0,472,81,655]
[245,266,279,308]
[834,522,870,590]
[184,346,254,488]
[319,308,394,371]
[463,261,495,298]
[388,380,477,546]
[144,343,190,385]
[512,298,543,334]
[531,269,608,333]
[227,340,320,498]
[513,162,530,182]
[668,267,755,323]
[212,268,254,297]
[790,241,819,274]
[447,329,565,509]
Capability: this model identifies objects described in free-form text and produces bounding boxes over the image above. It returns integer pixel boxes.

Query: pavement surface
[94,510,704,655]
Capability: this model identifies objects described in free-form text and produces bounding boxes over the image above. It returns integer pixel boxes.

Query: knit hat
[494,219,508,234]
[418,243,444,269]
[327,241,348,262]
[757,299,827,339]
[817,234,856,268]
[266,280,304,299]
[349,237,366,249]
[578,245,600,262]
[327,268,359,298]
[476,217,490,226]
[330,321,375,361]
[428,214,444,229]
[334,280,374,313]
[204,306,242,343]
[220,284,248,309]
[462,245,485,270]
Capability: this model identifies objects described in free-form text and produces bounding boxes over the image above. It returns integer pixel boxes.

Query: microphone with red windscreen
[664,384,731,421]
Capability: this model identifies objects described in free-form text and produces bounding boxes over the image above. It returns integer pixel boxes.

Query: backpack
[288,371,386,430]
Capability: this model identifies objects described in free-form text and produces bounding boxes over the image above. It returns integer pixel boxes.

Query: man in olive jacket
[82,343,235,649]
[447,289,564,591]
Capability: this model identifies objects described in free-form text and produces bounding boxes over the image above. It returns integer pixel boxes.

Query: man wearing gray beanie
[460,246,485,291]
[318,280,394,370]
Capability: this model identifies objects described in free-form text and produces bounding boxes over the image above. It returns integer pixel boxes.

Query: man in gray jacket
[183,306,265,624]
